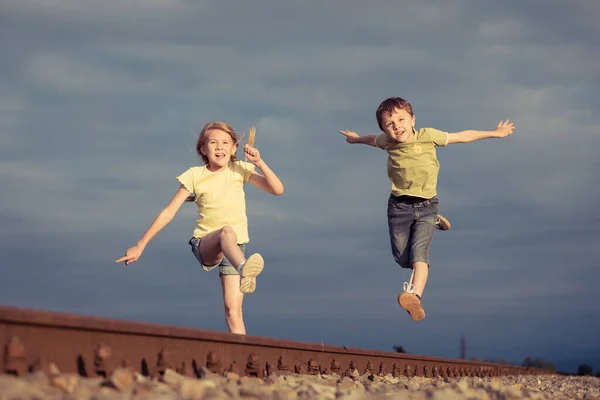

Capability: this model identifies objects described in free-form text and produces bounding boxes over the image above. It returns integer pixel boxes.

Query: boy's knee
[412,261,429,269]
[392,251,410,269]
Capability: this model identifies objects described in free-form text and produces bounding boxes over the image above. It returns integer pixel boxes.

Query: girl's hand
[243,144,262,164]
[116,245,143,265]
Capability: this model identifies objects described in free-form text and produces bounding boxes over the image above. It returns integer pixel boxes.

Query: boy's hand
[244,144,262,164]
[340,130,359,143]
[116,245,143,265]
[495,120,515,138]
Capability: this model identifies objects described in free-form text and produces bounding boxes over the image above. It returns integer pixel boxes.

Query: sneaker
[238,253,264,294]
[398,282,426,321]
[436,214,451,231]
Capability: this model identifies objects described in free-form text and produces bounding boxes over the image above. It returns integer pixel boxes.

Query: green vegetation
[393,345,406,353]
[577,364,593,376]
[522,356,556,371]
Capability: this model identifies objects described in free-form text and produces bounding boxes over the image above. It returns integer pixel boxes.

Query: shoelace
[403,282,416,294]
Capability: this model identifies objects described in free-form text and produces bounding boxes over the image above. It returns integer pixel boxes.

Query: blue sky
[1,1,599,373]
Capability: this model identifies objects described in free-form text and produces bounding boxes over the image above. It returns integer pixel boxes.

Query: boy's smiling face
[201,128,236,171]
[381,108,416,143]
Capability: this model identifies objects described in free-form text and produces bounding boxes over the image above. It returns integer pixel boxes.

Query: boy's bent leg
[220,274,246,334]
[436,214,451,231]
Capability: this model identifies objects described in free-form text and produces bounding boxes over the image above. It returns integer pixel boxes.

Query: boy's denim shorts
[387,194,440,269]
[188,237,246,276]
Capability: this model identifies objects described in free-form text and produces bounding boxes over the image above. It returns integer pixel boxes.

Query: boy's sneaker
[238,253,264,294]
[398,283,426,321]
[436,214,451,231]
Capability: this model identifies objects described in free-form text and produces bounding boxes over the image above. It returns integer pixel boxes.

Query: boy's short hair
[376,97,414,131]
[196,121,239,165]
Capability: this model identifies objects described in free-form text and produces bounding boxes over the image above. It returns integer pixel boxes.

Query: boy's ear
[411,114,416,127]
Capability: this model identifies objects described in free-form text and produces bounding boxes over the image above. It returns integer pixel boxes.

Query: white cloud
[0,90,26,113]
[0,160,67,187]
[478,18,527,39]
[3,0,188,16]
[246,199,293,222]
[0,88,27,147]
[26,53,165,95]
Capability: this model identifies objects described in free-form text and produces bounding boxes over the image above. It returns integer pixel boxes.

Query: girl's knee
[219,226,238,241]
[224,304,243,320]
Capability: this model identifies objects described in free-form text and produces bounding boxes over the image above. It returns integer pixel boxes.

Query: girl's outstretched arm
[116,185,190,265]
[244,144,284,195]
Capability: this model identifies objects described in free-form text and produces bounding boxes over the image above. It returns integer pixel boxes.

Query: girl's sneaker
[238,253,264,294]
[398,282,426,321]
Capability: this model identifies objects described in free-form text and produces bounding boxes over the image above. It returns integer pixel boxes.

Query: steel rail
[1,306,552,379]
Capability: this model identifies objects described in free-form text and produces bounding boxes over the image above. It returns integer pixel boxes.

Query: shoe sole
[398,293,426,322]
[239,254,264,294]
[437,215,451,231]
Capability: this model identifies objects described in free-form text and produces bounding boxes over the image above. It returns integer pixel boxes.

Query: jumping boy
[339,97,514,321]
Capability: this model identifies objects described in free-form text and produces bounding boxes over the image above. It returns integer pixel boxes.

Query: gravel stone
[1,370,599,399]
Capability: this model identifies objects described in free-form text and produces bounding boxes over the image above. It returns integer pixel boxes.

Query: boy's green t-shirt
[376,127,449,198]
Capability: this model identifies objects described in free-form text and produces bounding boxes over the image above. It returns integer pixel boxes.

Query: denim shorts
[387,194,440,269]
[188,237,246,276]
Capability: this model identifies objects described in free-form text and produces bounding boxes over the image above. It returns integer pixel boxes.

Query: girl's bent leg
[239,253,264,294]
[201,226,264,294]
[221,274,245,334]
[199,226,245,267]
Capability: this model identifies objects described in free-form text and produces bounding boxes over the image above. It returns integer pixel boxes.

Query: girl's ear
[411,114,416,127]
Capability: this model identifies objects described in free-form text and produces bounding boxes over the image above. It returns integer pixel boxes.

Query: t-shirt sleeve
[375,133,389,150]
[425,128,449,147]
[176,168,195,193]
[235,161,256,182]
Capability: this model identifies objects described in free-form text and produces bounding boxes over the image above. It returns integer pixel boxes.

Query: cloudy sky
[1,1,599,373]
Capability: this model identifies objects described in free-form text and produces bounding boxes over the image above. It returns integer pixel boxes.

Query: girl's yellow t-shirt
[177,161,255,243]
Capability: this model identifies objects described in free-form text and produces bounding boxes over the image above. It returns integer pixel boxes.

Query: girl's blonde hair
[195,121,239,165]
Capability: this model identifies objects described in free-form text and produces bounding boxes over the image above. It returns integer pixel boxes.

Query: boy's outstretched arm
[340,130,378,147]
[448,120,515,144]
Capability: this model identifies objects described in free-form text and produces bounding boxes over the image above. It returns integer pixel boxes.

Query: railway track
[1,305,552,380]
